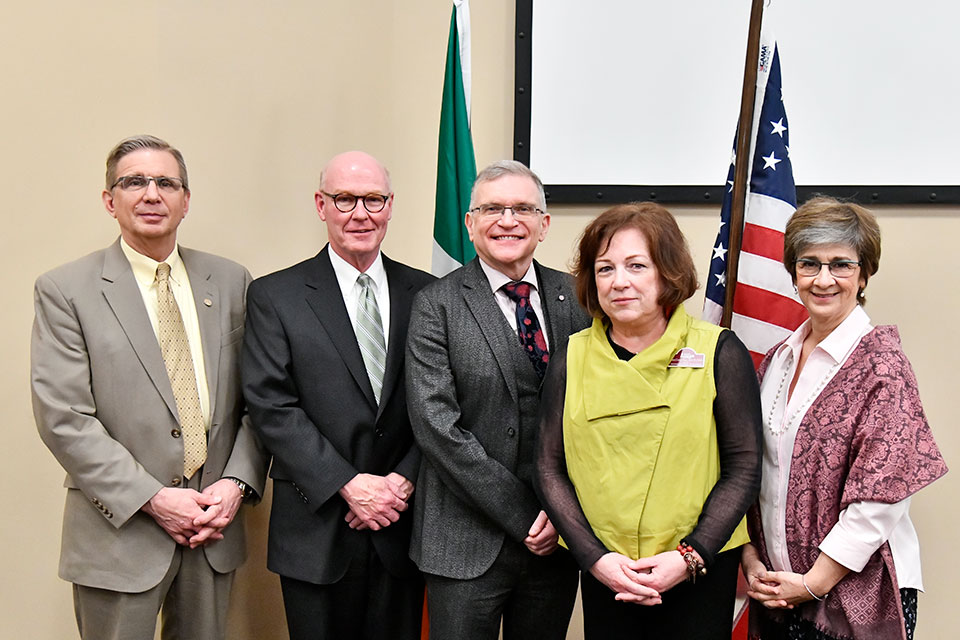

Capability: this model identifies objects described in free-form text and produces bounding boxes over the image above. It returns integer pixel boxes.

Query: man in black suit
[406,160,591,639]
[242,151,433,640]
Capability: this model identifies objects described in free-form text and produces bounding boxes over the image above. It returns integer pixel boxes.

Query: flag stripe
[733,315,792,352]
[731,283,807,331]
[730,312,794,363]
[702,298,723,326]
[741,223,784,262]
[738,252,796,300]
[748,350,766,369]
[744,191,796,228]
[432,241,463,277]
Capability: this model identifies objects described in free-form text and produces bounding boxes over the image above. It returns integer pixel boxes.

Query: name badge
[668,347,705,368]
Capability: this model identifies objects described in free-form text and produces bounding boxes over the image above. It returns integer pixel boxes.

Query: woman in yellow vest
[536,202,762,639]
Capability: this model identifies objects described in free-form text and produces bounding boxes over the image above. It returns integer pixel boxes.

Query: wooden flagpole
[726,5,767,638]
[722,0,766,328]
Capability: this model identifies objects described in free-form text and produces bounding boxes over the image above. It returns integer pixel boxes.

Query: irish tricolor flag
[432,0,477,276]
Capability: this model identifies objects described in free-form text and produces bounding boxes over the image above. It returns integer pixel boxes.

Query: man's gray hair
[469,160,546,211]
[105,135,189,191]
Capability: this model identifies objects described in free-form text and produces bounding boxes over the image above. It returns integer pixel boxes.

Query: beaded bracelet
[676,541,707,584]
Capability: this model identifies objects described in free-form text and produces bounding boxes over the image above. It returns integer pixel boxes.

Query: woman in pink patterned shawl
[742,197,947,640]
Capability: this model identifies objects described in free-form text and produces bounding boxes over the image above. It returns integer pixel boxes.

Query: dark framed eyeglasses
[795,259,860,278]
[321,191,391,213]
[469,203,544,220]
[110,175,185,192]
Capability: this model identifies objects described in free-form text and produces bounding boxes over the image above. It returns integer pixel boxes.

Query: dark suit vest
[500,313,546,489]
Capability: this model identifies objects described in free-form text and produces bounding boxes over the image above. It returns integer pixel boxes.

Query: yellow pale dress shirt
[120,238,212,430]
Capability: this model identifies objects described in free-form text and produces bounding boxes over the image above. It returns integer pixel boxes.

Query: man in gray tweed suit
[406,160,590,639]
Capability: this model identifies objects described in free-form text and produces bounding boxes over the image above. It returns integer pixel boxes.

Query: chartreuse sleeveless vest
[563,306,749,560]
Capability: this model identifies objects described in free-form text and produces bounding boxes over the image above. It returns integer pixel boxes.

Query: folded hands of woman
[590,550,691,606]
[741,543,849,609]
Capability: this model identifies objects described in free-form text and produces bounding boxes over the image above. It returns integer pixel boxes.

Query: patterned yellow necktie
[156,263,206,479]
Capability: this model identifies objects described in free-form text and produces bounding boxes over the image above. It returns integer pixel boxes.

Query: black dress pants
[580,547,741,640]
[280,535,424,640]
[424,537,579,640]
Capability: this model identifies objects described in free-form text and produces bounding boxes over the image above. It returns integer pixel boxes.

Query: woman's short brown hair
[783,196,881,302]
[573,202,698,320]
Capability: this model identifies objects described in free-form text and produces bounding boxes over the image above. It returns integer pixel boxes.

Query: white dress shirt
[477,258,550,351]
[328,248,391,353]
[759,304,922,589]
[120,238,211,429]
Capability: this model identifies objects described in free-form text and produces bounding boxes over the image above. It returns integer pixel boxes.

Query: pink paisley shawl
[748,326,947,640]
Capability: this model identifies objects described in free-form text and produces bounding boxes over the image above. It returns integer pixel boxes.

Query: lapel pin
[558,294,565,301]
[203,298,213,307]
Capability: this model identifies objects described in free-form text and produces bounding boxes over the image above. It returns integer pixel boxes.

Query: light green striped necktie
[355,273,386,404]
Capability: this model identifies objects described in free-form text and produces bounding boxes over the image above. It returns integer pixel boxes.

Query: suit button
[171,429,181,438]
[171,477,182,486]
[507,428,516,437]
[375,428,384,437]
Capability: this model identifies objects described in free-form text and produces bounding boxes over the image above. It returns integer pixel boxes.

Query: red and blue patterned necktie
[503,281,549,379]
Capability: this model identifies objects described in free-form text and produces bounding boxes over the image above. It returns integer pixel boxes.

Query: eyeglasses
[795,259,861,278]
[111,175,185,192]
[320,191,391,213]
[469,203,544,221]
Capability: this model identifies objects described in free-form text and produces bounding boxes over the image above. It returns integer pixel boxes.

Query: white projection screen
[515,1,960,204]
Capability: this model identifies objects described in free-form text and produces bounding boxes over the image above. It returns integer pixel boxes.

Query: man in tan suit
[31,135,267,640]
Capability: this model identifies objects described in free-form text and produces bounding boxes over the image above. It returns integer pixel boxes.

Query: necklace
[764,357,839,436]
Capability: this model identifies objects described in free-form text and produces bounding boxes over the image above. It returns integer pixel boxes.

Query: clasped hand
[590,550,691,606]
[743,566,821,609]
[741,544,828,609]
[142,479,244,548]
[341,472,413,531]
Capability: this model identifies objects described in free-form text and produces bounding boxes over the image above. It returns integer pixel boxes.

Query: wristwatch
[226,477,253,501]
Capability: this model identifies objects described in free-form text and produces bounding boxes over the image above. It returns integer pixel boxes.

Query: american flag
[702,36,807,367]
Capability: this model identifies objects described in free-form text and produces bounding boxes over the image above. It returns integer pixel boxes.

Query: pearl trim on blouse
[764,356,839,436]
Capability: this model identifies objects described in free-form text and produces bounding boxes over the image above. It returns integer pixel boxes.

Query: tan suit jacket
[31,239,267,592]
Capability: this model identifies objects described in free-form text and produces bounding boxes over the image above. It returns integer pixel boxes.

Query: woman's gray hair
[783,196,881,303]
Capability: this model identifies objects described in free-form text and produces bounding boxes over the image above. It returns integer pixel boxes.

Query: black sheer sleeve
[684,330,763,566]
[535,345,610,571]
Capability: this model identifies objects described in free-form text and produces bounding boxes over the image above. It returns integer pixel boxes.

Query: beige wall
[2,2,955,638]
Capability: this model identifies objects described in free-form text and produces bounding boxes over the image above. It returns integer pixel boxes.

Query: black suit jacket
[242,246,434,584]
